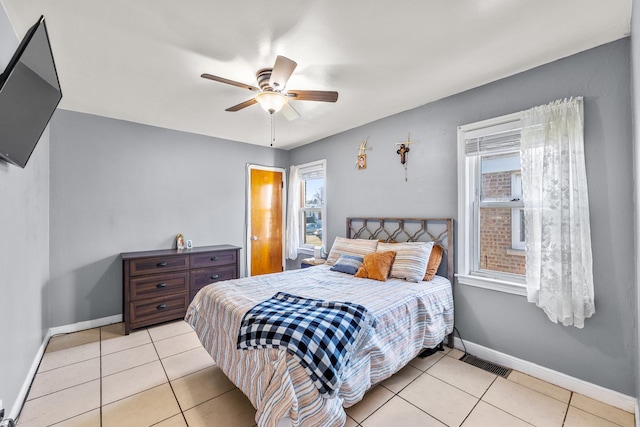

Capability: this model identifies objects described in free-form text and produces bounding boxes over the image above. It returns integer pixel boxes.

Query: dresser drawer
[191,250,237,269]
[129,293,189,326]
[128,255,189,276]
[129,271,189,301]
[190,264,238,295]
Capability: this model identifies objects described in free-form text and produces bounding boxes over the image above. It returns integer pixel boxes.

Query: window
[299,160,326,251]
[457,113,527,295]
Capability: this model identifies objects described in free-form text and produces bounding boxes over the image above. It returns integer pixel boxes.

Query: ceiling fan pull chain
[270,113,275,147]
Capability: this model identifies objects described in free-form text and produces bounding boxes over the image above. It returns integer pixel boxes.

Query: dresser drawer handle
[210,274,219,280]
[157,304,167,310]
[157,262,168,267]
[156,283,167,288]
[210,256,219,261]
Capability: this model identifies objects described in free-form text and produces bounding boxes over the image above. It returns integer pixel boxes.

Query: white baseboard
[9,329,52,420]
[48,314,122,337]
[454,337,636,413]
[9,314,123,420]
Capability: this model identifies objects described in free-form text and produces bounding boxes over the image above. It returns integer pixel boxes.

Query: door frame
[245,164,287,277]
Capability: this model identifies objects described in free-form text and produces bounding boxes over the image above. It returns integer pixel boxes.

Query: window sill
[506,248,525,257]
[456,274,527,296]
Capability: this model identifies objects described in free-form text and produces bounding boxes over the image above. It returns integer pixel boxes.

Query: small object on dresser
[176,233,185,250]
[186,239,193,249]
[301,258,326,268]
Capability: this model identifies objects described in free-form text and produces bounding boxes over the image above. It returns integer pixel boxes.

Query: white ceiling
[1,0,632,150]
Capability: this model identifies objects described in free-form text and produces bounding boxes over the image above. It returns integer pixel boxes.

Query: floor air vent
[459,354,512,378]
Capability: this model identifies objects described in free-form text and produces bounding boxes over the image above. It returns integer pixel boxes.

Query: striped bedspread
[185,265,453,427]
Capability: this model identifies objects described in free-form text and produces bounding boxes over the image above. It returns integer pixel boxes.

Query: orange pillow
[423,245,443,281]
[355,251,396,282]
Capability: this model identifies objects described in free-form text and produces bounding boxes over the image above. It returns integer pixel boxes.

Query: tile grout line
[355,352,449,426]
[35,354,101,375]
[506,372,576,406]
[483,376,577,426]
[407,356,478,426]
[560,391,572,426]
[150,329,194,344]
[22,330,104,426]
[19,370,100,403]
[351,386,395,426]
[566,393,632,427]
[373,352,505,427]
[360,353,446,425]
[566,402,630,427]
[148,326,190,426]
[473,375,539,427]
[97,327,206,420]
[100,328,182,423]
[457,375,499,427]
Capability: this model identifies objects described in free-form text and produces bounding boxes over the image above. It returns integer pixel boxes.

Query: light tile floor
[16,320,635,427]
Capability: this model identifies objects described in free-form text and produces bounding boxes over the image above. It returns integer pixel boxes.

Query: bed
[185,217,454,427]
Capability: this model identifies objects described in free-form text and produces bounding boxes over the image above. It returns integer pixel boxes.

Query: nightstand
[301,258,326,268]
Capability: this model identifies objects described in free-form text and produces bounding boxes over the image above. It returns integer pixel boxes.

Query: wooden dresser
[121,245,241,334]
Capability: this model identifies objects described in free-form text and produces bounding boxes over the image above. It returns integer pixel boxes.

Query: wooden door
[248,166,284,276]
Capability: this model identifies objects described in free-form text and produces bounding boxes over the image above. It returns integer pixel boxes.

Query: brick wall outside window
[480,170,525,275]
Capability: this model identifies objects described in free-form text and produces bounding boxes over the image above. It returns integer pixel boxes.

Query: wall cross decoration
[395,132,417,181]
[356,138,372,170]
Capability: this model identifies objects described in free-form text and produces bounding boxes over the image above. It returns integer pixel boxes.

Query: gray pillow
[329,254,364,275]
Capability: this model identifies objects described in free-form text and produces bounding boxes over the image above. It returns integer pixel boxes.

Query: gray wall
[0,4,635,412]
[49,110,289,326]
[291,39,635,395]
[0,5,51,415]
[631,0,639,409]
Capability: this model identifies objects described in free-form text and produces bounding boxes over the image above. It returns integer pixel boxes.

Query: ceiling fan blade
[281,103,301,121]
[269,56,297,91]
[287,90,338,102]
[201,73,260,92]
[225,98,258,112]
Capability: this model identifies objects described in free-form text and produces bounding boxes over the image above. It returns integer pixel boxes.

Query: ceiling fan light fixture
[255,91,287,114]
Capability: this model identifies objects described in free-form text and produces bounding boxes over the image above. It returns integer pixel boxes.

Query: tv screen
[0,15,62,168]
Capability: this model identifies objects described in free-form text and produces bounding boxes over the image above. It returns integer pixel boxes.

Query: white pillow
[325,237,378,266]
[377,241,434,282]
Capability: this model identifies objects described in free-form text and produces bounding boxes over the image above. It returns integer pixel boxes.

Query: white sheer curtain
[520,97,595,328]
[286,165,301,260]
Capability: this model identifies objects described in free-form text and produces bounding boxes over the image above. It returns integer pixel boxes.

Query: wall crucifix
[395,132,417,181]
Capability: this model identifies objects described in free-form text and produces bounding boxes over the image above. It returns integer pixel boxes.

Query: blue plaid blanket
[237,292,376,397]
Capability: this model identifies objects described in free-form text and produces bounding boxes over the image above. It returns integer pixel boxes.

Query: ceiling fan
[201,55,338,120]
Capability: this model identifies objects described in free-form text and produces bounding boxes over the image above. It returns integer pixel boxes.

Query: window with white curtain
[299,161,325,249]
[286,160,326,258]
[458,97,594,328]
[457,112,528,296]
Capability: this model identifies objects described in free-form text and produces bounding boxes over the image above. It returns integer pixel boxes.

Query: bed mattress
[185,264,453,427]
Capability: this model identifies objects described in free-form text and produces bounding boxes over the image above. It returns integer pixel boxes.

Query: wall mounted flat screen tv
[0,15,62,168]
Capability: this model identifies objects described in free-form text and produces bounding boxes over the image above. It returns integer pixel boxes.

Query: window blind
[465,129,521,156]
[299,164,324,180]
